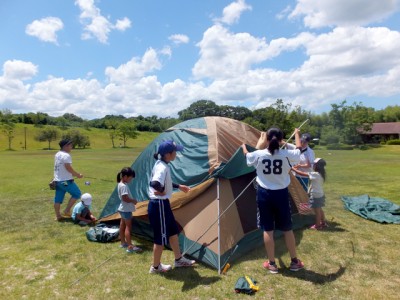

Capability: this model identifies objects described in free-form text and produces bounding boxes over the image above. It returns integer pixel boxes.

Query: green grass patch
[1,141,399,299]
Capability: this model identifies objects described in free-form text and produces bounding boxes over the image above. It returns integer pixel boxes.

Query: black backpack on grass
[86,223,120,243]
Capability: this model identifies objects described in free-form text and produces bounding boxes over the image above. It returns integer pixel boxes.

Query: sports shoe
[126,246,142,253]
[289,259,304,272]
[320,221,329,228]
[149,263,172,274]
[119,243,128,248]
[263,261,278,274]
[309,224,323,230]
[174,256,196,267]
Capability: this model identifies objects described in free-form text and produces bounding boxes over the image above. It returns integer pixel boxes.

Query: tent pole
[217,178,221,275]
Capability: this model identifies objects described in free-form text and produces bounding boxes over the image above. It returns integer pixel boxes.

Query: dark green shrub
[386,139,400,145]
[326,143,354,150]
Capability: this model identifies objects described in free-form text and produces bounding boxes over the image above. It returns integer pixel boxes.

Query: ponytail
[117,167,135,183]
[267,127,283,155]
[153,153,159,160]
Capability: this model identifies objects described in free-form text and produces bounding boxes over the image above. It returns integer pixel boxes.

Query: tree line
[1,100,400,150]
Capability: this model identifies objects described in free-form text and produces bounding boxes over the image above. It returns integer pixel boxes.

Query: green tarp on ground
[341,194,400,224]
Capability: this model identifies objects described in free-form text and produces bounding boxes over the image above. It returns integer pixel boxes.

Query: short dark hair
[59,139,72,148]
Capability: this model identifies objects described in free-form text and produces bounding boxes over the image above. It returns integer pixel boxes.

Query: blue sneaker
[126,246,142,253]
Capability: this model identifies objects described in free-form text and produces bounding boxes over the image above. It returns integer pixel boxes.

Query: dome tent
[99,116,313,272]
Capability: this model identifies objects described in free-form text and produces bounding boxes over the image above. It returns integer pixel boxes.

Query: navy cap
[158,140,184,156]
[59,139,72,148]
[301,133,311,142]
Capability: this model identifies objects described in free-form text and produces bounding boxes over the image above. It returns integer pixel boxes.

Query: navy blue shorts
[148,199,179,246]
[256,187,293,232]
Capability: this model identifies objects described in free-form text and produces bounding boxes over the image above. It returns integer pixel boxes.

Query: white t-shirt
[297,147,315,177]
[149,160,173,199]
[246,148,301,190]
[117,181,136,212]
[308,172,324,198]
[54,151,73,181]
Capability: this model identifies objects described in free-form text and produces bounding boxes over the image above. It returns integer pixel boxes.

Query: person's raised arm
[294,128,301,149]
[255,132,267,149]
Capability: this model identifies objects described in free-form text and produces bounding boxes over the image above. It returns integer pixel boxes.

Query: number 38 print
[261,159,283,174]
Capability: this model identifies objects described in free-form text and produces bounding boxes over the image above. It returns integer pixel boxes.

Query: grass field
[0,133,399,299]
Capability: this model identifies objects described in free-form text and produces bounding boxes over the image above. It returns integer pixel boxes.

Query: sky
[1,0,400,120]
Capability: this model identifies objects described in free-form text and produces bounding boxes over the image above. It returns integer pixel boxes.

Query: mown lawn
[0,142,399,299]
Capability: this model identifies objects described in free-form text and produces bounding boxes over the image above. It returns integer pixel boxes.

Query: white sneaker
[174,256,196,268]
[149,263,172,274]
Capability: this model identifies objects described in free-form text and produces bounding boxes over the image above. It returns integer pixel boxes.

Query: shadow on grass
[317,221,347,233]
[278,259,346,285]
[160,266,221,292]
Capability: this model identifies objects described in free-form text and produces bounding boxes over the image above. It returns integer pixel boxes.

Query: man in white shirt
[53,139,83,221]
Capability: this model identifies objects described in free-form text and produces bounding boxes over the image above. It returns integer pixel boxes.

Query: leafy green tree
[178,100,220,120]
[35,127,59,149]
[117,121,138,147]
[218,105,252,120]
[62,130,90,149]
[248,99,293,135]
[105,119,120,148]
[320,125,341,145]
[1,123,15,150]
[328,101,374,144]
[374,105,400,122]
[1,109,16,150]
[63,113,84,123]
[158,117,179,131]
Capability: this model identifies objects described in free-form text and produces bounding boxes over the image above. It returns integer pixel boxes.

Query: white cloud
[105,48,162,84]
[193,25,269,80]
[168,34,190,45]
[2,60,38,80]
[3,2,400,119]
[216,0,252,25]
[25,17,63,44]
[302,27,400,77]
[75,0,131,44]
[115,17,131,31]
[160,46,172,58]
[289,0,400,28]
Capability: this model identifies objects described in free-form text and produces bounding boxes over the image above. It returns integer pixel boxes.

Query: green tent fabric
[341,194,400,224]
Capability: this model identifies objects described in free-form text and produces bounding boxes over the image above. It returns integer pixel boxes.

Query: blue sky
[1,0,399,120]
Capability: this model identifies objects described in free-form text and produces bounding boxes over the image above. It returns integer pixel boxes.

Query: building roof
[361,122,400,135]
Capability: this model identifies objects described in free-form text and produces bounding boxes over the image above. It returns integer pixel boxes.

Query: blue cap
[158,140,184,156]
[301,133,311,142]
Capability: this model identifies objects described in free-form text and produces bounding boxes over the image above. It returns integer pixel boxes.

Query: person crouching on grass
[117,167,142,253]
[148,140,195,274]
[72,193,96,225]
